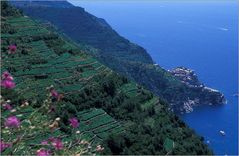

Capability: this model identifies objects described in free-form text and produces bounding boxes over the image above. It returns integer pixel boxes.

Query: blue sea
[70,1,238,155]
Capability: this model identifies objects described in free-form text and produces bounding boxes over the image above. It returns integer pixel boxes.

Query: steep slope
[1,2,212,155]
[10,0,226,113]
[9,0,74,8]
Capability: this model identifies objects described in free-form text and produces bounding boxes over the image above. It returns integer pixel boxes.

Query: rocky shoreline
[169,67,226,113]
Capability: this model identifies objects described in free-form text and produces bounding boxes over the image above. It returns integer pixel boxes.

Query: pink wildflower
[1,79,16,89]
[36,149,51,156]
[4,116,20,128]
[50,89,59,98]
[2,103,12,110]
[8,45,17,54]
[49,138,63,150]
[69,117,79,128]
[2,71,13,81]
[1,71,15,89]
[0,140,11,152]
[6,75,14,81]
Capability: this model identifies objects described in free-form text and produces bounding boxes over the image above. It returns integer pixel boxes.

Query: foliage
[0,91,102,155]
[1,1,22,17]
[1,3,212,155]
[10,0,223,113]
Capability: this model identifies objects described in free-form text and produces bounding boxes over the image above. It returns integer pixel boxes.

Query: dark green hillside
[8,0,74,8]
[11,0,226,113]
[11,1,153,64]
[1,2,212,155]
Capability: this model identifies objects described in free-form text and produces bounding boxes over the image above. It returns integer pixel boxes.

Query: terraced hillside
[2,17,111,102]
[1,15,123,145]
[10,0,226,113]
[1,3,212,155]
[77,108,124,143]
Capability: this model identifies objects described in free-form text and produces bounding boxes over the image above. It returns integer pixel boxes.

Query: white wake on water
[217,27,229,31]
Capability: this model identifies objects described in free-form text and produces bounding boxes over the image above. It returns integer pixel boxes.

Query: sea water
[70,1,238,154]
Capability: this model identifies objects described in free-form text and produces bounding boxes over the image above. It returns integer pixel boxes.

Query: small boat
[219,130,226,136]
[233,93,239,97]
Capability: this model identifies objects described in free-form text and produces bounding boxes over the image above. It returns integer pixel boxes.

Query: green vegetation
[1,2,212,155]
[1,87,100,155]
[11,0,225,113]
[77,108,124,143]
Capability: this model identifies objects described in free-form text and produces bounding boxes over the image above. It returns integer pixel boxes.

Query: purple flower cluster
[4,116,20,128]
[8,44,17,54]
[69,117,79,128]
[0,141,12,152]
[1,71,15,89]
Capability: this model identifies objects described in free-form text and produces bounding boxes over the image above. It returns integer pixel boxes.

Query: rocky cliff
[169,67,226,113]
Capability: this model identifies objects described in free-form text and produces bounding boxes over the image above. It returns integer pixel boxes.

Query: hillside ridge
[10,0,226,113]
[1,2,212,155]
